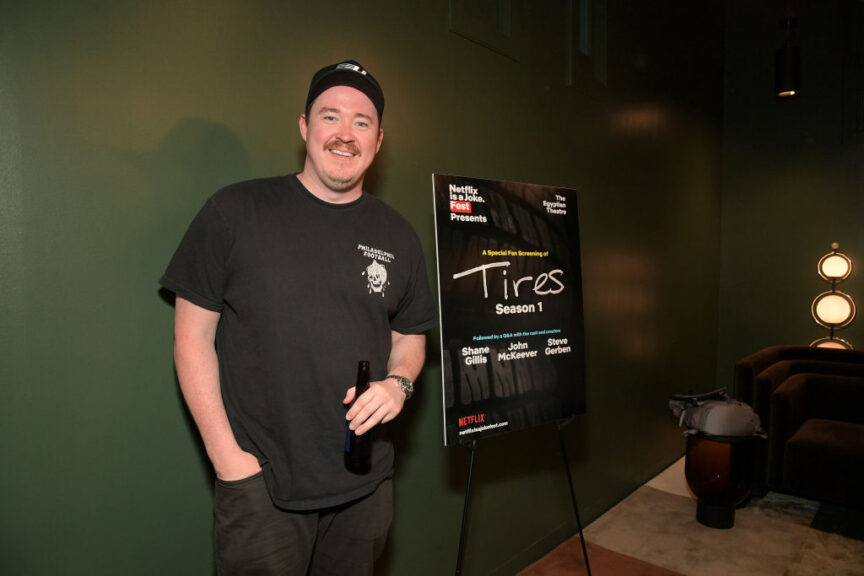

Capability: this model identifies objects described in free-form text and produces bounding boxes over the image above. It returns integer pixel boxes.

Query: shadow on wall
[132,117,252,304]
[131,118,252,490]
[139,117,252,186]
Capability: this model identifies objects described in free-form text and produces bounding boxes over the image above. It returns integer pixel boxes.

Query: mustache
[325,138,360,155]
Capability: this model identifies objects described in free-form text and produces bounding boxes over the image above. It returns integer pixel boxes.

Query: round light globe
[818,253,851,281]
[812,292,855,328]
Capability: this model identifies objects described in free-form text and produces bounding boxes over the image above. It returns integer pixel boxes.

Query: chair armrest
[754,360,864,428]
[768,373,864,487]
[768,374,810,486]
[734,345,864,409]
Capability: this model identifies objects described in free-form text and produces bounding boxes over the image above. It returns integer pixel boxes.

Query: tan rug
[518,538,686,576]
[580,486,864,576]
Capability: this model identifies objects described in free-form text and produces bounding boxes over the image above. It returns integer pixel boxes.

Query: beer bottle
[345,360,372,474]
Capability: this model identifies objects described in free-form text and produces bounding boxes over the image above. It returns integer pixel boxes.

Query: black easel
[454,439,477,576]
[557,418,592,576]
[453,425,591,575]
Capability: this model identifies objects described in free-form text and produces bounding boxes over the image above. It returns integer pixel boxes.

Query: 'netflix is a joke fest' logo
[448,184,487,223]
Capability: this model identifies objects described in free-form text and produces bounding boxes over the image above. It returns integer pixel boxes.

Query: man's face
[299,85,383,201]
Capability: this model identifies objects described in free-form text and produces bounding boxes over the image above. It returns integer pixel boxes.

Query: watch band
[386,374,414,400]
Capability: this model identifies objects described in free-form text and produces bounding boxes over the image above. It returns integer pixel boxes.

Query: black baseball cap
[305,60,385,122]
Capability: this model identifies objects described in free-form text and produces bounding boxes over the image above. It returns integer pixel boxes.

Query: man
[160,60,437,575]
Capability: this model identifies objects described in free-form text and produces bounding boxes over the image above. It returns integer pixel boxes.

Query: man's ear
[375,128,384,153]
[299,114,308,142]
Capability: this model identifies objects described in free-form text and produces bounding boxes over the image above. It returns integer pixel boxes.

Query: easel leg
[557,422,592,576]
[455,439,477,576]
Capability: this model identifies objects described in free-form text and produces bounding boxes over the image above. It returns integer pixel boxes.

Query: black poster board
[433,174,586,446]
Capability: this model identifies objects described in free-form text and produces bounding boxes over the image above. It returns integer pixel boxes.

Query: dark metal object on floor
[685,433,757,529]
[670,389,763,529]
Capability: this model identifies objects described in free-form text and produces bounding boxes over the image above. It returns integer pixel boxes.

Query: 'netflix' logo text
[458,413,486,427]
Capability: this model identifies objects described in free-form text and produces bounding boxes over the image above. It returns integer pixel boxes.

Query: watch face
[390,375,413,398]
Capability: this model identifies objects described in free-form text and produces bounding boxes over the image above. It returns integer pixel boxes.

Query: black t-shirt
[160,174,437,510]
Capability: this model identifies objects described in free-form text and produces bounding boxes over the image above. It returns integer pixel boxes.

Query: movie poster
[433,174,586,446]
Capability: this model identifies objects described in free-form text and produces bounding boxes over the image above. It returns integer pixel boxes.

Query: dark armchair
[735,345,864,428]
[770,373,864,508]
[734,345,864,505]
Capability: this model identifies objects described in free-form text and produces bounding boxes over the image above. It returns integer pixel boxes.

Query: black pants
[214,473,392,576]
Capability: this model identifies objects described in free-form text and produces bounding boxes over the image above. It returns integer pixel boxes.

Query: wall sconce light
[811,243,855,349]
[776,15,800,99]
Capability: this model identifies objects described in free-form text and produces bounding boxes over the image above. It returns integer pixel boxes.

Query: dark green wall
[718,0,864,389]
[0,1,725,574]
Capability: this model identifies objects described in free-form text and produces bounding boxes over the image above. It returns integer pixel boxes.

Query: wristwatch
[387,374,414,400]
